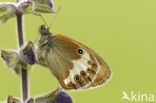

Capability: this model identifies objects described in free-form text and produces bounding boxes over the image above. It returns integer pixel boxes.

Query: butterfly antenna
[49,6,62,29]
[33,13,49,27]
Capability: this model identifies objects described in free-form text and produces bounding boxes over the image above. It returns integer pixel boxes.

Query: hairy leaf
[0,0,55,23]
[7,95,21,103]
[34,3,55,13]
[0,3,17,23]
[26,87,73,103]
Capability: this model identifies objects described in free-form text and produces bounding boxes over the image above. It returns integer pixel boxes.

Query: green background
[0,0,156,103]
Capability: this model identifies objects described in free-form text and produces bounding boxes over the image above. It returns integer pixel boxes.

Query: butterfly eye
[77,49,83,54]
[74,75,81,82]
[39,25,50,36]
[80,71,87,78]
[87,68,92,73]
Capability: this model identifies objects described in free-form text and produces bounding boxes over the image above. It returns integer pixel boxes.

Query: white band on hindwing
[64,50,91,85]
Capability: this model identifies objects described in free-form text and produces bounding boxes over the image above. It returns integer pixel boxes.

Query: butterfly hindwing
[87,53,111,88]
[37,34,111,90]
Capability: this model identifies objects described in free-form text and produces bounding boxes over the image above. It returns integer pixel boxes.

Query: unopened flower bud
[19,41,37,65]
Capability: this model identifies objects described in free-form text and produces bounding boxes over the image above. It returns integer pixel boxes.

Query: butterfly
[37,25,111,90]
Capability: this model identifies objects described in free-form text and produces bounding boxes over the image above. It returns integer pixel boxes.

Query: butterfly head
[39,25,51,36]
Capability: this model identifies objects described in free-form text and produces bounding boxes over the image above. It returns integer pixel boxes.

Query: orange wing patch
[88,66,111,87]
[88,55,111,88]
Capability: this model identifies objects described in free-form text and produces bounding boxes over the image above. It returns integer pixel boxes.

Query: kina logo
[121,91,155,102]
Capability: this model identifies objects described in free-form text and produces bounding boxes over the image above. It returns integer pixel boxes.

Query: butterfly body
[37,25,111,90]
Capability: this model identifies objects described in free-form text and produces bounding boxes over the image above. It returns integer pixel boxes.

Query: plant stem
[17,12,28,102]
[16,14,24,46]
[16,0,28,101]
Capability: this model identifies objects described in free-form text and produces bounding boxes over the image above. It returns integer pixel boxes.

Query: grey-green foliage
[0,0,55,23]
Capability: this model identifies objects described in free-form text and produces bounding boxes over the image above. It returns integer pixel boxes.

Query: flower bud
[19,41,36,65]
[33,87,73,103]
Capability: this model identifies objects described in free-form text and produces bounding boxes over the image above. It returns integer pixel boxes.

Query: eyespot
[86,68,92,73]
[74,74,81,82]
[80,71,87,78]
[93,63,98,68]
[77,49,83,54]
[88,61,92,64]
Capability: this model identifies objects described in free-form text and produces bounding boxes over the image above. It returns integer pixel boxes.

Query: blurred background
[0,0,156,102]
